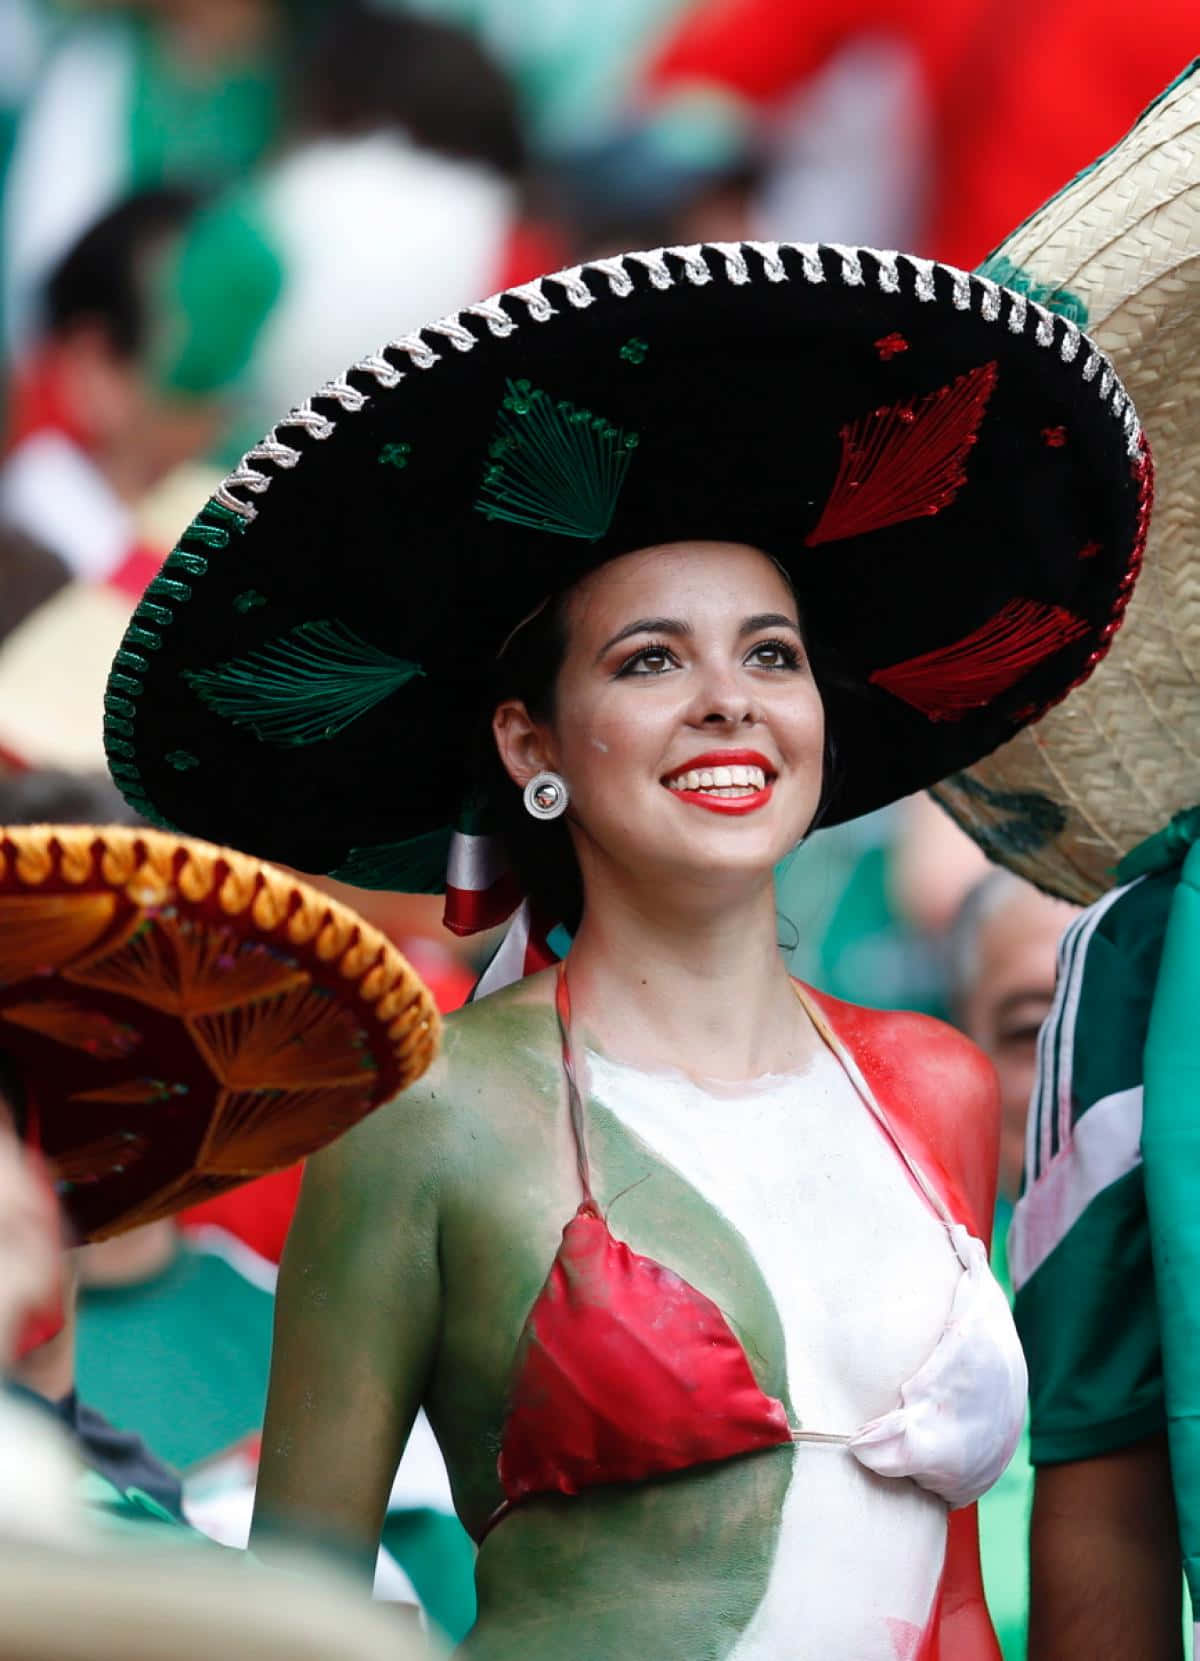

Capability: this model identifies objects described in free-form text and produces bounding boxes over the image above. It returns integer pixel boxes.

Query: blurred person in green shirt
[947,868,1078,1660]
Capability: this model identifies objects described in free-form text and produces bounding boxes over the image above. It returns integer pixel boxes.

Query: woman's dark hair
[480,562,843,931]
[481,592,584,932]
[294,1,526,179]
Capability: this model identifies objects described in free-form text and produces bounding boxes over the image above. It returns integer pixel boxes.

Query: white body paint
[587,1044,960,1660]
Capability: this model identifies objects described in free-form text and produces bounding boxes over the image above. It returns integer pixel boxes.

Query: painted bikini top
[482,968,1027,1541]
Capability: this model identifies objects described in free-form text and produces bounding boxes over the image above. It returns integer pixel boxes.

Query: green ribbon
[1136,806,1200,1609]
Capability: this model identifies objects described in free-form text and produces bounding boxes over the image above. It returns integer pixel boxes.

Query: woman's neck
[565,876,818,1083]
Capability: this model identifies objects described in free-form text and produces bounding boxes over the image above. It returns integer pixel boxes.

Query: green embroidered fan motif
[329,827,452,893]
[475,379,638,541]
[183,620,424,746]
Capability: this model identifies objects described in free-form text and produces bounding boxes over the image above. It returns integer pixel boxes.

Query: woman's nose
[691,665,757,727]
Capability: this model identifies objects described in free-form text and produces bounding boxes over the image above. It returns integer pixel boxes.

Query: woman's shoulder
[438,965,558,1063]
[374,967,560,1130]
[803,985,1000,1239]
[316,970,561,1202]
[809,990,997,1097]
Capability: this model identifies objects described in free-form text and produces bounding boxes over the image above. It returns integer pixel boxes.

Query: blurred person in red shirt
[2,0,307,349]
[162,0,565,461]
[640,0,1197,267]
[2,186,223,591]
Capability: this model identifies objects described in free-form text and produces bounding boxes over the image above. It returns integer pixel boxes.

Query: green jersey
[1011,869,1174,1463]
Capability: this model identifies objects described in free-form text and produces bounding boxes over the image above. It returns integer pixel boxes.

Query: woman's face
[497,541,826,896]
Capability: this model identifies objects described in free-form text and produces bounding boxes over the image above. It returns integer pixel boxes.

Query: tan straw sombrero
[0,825,439,1239]
[932,61,1200,902]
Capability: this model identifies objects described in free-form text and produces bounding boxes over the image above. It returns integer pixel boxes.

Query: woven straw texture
[934,67,1200,902]
[0,825,440,1238]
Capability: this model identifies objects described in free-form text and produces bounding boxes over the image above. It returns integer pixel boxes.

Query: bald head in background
[949,871,1079,1203]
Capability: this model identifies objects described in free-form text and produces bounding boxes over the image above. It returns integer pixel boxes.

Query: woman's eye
[746,639,801,669]
[617,644,678,676]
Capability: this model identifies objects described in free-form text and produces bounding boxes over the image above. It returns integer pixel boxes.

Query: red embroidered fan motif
[806,362,998,546]
[869,599,1089,721]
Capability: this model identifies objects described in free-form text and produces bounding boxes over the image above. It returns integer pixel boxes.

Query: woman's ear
[492,700,558,789]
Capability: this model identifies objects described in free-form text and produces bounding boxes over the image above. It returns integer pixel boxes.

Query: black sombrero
[104,242,1149,888]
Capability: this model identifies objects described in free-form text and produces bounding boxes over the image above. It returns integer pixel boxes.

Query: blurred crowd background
[0,0,1193,1654]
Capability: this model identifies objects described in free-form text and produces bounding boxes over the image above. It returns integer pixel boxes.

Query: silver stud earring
[523,770,569,820]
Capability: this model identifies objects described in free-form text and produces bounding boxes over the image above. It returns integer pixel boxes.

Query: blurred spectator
[2,186,221,583]
[0,760,130,822]
[3,0,310,350]
[779,795,989,1019]
[639,0,1198,267]
[395,0,763,253]
[0,1543,436,1661]
[0,1118,83,1554]
[947,869,1079,1661]
[892,791,991,942]
[405,0,692,160]
[949,871,1080,1205]
[0,522,68,646]
[0,1080,61,1372]
[0,189,242,774]
[162,0,561,456]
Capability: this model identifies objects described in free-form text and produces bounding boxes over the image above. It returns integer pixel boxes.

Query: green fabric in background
[777,811,949,1018]
[76,1243,273,1471]
[381,1508,477,1646]
[76,1239,477,1643]
[1142,835,1200,1625]
[153,188,283,397]
[127,14,283,190]
[979,1201,1030,1661]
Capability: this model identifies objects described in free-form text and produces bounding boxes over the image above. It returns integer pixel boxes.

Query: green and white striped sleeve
[1011,869,1175,1466]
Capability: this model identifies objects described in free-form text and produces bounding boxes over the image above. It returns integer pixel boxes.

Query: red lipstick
[662,749,775,778]
[662,749,777,816]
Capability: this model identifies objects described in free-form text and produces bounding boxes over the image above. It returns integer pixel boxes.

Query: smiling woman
[488,543,825,941]
[105,236,1148,1659]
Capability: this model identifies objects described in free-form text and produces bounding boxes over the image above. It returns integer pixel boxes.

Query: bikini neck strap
[789,980,958,1233]
[555,961,595,1209]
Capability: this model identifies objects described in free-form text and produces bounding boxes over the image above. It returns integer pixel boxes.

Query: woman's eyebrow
[595,616,691,659]
[739,613,802,637]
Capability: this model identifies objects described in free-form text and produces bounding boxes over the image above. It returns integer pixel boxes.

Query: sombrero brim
[933,63,1200,901]
[0,826,439,1240]
[105,241,1147,885]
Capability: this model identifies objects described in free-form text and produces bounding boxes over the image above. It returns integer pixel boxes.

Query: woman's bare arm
[250,1084,444,1578]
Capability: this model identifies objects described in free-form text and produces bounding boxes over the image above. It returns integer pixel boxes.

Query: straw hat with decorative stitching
[0,825,438,1240]
[933,61,1200,902]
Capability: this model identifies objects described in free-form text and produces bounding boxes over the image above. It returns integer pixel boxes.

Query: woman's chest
[584,1051,962,1429]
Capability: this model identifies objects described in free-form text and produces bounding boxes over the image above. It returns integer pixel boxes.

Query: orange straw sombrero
[0,824,439,1239]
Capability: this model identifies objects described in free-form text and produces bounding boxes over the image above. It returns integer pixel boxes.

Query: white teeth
[664,763,770,791]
